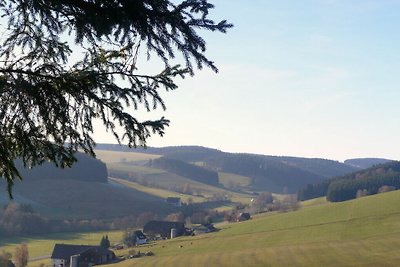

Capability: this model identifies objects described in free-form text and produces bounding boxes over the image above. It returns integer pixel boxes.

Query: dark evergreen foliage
[99,235,110,249]
[298,161,400,202]
[298,180,331,201]
[327,172,400,202]
[0,0,232,198]
[204,153,326,193]
[148,157,219,186]
[99,144,359,193]
[14,152,108,183]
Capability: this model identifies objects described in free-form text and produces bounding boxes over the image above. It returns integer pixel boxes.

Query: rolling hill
[95,144,361,193]
[7,189,400,267]
[344,158,392,169]
[113,190,400,267]
[0,152,176,220]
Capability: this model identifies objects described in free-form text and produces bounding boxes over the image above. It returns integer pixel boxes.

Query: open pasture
[113,190,400,267]
[110,177,206,203]
[94,150,161,164]
[218,172,252,188]
[108,164,254,204]
[0,231,123,260]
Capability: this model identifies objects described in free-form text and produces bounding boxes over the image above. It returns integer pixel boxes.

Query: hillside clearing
[95,150,161,164]
[110,177,206,203]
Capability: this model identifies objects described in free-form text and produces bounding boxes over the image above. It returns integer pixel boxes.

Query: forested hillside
[96,144,361,193]
[15,152,107,183]
[344,158,392,169]
[0,153,175,223]
[95,144,222,162]
[298,161,400,202]
[147,157,219,186]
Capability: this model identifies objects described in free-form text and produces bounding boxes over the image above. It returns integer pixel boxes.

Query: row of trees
[0,203,156,237]
[327,174,400,202]
[0,199,232,237]
[298,161,400,202]
[0,244,28,267]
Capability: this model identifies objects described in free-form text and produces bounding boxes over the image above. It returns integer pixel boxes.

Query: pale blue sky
[95,0,400,161]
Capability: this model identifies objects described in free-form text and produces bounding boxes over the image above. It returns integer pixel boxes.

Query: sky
[94,0,400,162]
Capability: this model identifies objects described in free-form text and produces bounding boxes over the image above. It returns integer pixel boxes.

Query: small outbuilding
[237,212,251,222]
[165,197,182,207]
[192,223,217,235]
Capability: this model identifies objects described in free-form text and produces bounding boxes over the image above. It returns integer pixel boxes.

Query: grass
[218,172,252,188]
[9,176,173,220]
[0,231,123,260]
[107,163,254,204]
[110,177,206,203]
[4,190,400,267]
[97,150,255,206]
[110,178,247,212]
[94,150,161,164]
[108,163,166,175]
[300,196,328,207]
[110,190,400,267]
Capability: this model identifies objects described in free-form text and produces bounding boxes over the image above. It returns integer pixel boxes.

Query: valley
[0,145,398,267]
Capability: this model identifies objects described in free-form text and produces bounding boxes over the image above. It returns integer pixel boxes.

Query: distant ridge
[344,158,392,169]
[95,144,361,193]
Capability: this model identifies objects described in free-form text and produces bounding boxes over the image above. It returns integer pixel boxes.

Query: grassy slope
[9,177,173,219]
[0,231,123,262]
[110,177,206,203]
[95,150,161,164]
[107,163,254,204]
[97,149,253,198]
[114,190,400,267]
[218,172,252,188]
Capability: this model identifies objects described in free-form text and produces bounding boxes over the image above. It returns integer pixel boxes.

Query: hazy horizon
[93,1,400,162]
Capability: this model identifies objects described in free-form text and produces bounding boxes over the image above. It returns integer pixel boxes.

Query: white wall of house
[52,259,65,267]
[136,237,147,245]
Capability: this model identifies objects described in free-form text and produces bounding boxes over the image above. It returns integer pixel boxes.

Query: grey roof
[166,197,181,203]
[133,230,147,240]
[143,221,185,237]
[51,244,113,260]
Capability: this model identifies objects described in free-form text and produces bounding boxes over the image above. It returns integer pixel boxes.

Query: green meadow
[2,191,400,266]
[112,190,400,267]
[107,163,254,204]
[0,231,123,264]
[218,172,252,188]
[94,150,161,164]
[110,177,206,203]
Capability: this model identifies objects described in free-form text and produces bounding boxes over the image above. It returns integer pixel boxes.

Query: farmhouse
[143,220,185,238]
[165,197,182,207]
[133,230,147,245]
[51,244,115,267]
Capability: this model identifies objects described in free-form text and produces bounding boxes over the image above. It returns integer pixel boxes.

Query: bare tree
[14,244,28,267]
